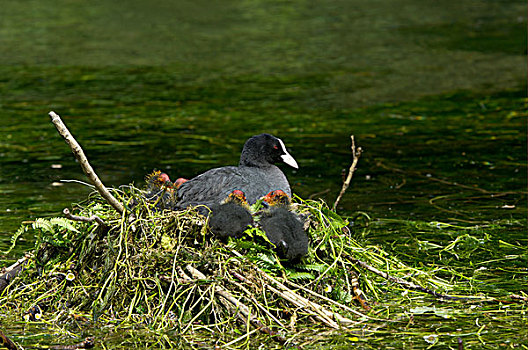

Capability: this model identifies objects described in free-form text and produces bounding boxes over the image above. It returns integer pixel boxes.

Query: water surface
[0,0,526,348]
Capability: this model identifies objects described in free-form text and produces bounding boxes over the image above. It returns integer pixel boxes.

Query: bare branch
[186,265,287,343]
[49,111,124,213]
[0,328,18,350]
[229,249,356,328]
[333,135,362,212]
[63,208,106,226]
[49,337,95,350]
[284,279,371,320]
[510,294,528,303]
[0,254,31,295]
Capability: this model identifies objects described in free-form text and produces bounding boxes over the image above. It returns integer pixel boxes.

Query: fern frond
[253,253,279,270]
[32,218,53,232]
[297,263,328,272]
[49,217,80,233]
[3,224,28,254]
[286,271,315,281]
[231,238,269,252]
[32,217,81,248]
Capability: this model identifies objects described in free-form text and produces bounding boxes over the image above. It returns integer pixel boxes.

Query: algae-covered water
[0,0,526,348]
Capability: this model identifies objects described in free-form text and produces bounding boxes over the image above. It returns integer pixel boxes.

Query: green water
[0,0,526,348]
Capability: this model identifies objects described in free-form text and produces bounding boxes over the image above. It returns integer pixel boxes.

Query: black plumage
[259,190,309,261]
[176,134,298,208]
[259,207,308,261]
[208,190,253,239]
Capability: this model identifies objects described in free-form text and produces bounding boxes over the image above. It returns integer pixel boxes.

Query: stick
[229,249,355,327]
[63,208,106,226]
[0,329,18,350]
[49,337,95,349]
[333,135,362,211]
[284,279,372,320]
[347,255,456,299]
[265,284,340,329]
[230,271,287,329]
[185,265,286,343]
[510,294,528,303]
[0,254,31,295]
[49,111,124,213]
[262,273,354,328]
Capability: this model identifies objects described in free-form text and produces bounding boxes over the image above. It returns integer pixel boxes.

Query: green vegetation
[0,0,525,348]
[1,185,526,348]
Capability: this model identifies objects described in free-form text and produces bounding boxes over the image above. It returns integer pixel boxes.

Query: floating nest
[0,182,460,348]
[1,112,503,349]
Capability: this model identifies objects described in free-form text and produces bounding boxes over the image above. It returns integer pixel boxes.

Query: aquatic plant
[0,183,461,346]
[0,112,525,349]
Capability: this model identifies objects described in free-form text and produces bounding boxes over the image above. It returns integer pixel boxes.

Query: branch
[333,135,362,212]
[63,208,106,227]
[0,254,31,295]
[0,329,18,350]
[185,265,286,343]
[230,271,287,329]
[284,279,371,319]
[49,111,124,214]
[49,337,95,350]
[229,249,356,328]
[346,255,456,299]
[510,294,528,303]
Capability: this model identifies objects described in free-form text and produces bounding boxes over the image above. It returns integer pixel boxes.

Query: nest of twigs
[0,183,458,348]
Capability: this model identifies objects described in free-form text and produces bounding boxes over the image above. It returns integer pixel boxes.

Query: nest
[1,112,495,349]
[0,183,458,348]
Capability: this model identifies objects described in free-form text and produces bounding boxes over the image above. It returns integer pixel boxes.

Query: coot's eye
[273,145,278,150]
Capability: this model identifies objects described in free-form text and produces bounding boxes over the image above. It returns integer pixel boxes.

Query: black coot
[176,134,298,208]
[208,190,253,239]
[259,190,309,261]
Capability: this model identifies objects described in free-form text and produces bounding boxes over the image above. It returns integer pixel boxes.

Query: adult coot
[176,134,298,208]
[208,190,253,239]
[259,190,309,262]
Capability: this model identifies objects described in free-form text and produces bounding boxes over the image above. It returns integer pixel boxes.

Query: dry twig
[185,265,286,343]
[0,329,17,350]
[63,208,106,226]
[510,294,528,303]
[50,337,95,350]
[229,249,355,328]
[284,279,372,320]
[333,135,362,211]
[49,111,124,213]
[0,254,31,295]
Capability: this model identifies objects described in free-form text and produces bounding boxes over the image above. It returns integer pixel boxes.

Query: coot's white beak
[278,138,299,169]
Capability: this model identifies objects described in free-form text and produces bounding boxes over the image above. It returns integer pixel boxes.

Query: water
[0,0,526,348]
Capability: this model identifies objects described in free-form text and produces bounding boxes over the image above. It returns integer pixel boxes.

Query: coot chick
[261,189,292,207]
[174,177,188,189]
[144,170,177,209]
[259,190,309,262]
[208,190,254,239]
[176,134,298,208]
[145,170,173,193]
